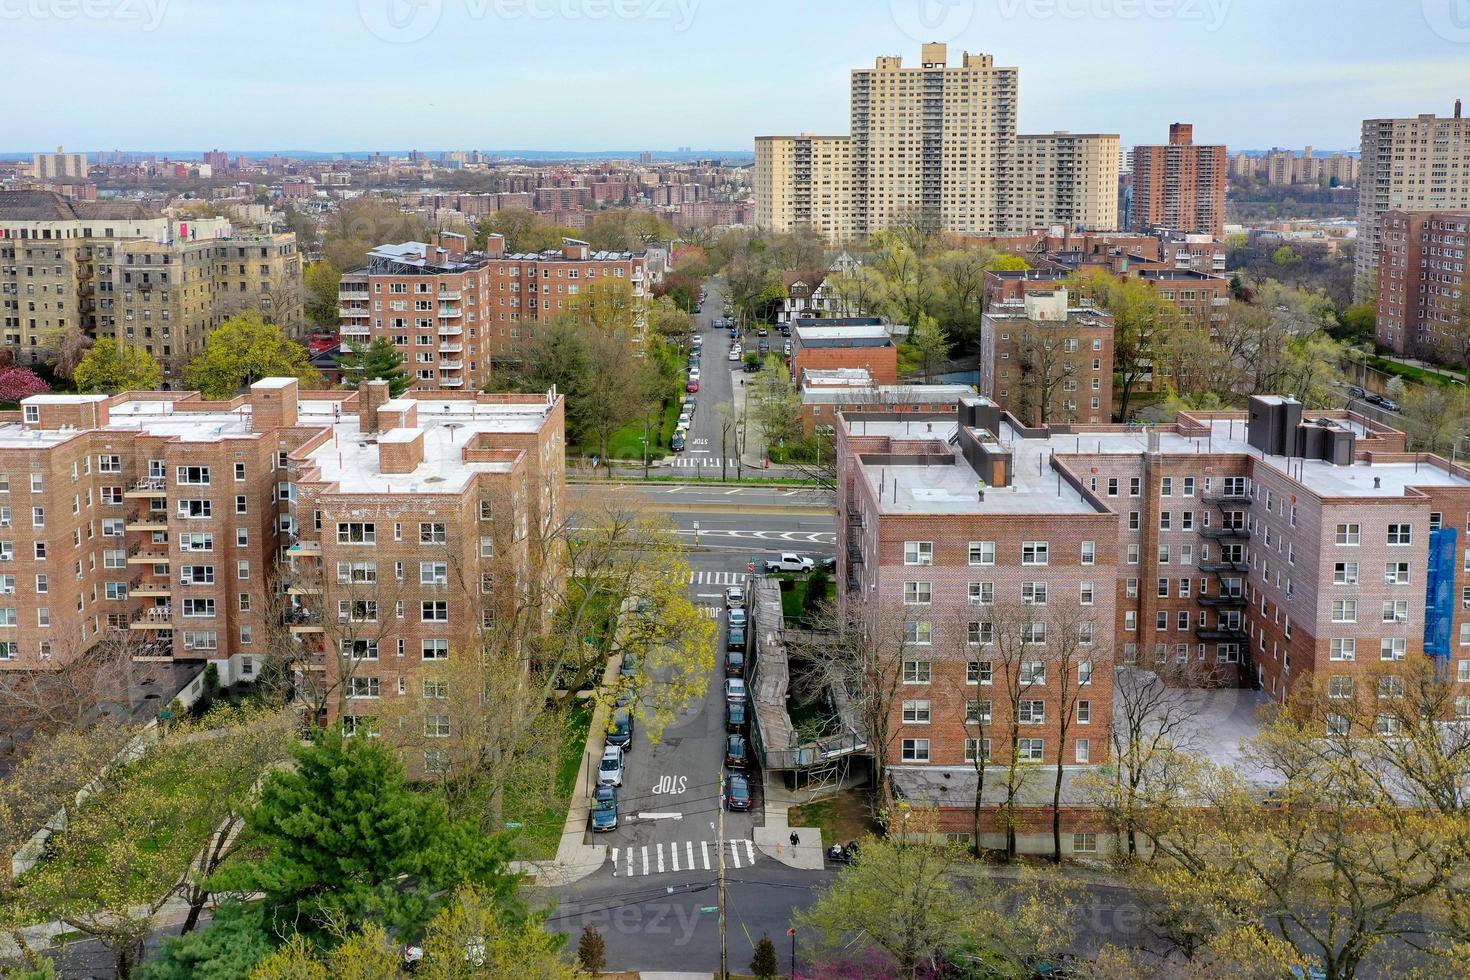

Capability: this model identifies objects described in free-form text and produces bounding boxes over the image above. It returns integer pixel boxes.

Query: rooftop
[803,382,975,405]
[794,323,892,346]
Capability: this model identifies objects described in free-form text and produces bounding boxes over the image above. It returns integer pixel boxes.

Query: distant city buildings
[1129,124,1228,239]
[1356,103,1470,298]
[32,147,88,181]
[0,191,304,378]
[1375,210,1470,360]
[1231,147,1359,187]
[755,44,1119,241]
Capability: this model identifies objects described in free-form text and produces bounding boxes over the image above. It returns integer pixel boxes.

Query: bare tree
[1012,319,1077,427]
[986,600,1047,861]
[1042,604,1105,864]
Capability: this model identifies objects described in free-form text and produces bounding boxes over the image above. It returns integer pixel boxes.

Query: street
[671,278,766,476]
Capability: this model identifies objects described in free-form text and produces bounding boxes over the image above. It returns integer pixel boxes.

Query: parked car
[597,745,625,787]
[764,552,815,573]
[729,327,740,340]
[725,586,746,608]
[683,397,697,417]
[606,707,634,750]
[725,772,752,811]
[724,677,747,703]
[1348,384,1366,399]
[742,360,761,373]
[726,699,746,731]
[758,341,769,355]
[1379,397,1400,412]
[590,784,618,832]
[727,608,747,629]
[677,413,692,430]
[686,378,700,392]
[726,648,745,677]
[725,734,749,768]
[671,431,686,452]
[726,626,746,654]
[820,555,837,572]
[620,654,638,677]
[728,347,742,361]
[757,326,769,337]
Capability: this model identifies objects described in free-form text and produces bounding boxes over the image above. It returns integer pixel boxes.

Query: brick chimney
[250,378,299,433]
[378,428,424,474]
[357,379,391,433]
[484,233,506,258]
[435,230,467,257]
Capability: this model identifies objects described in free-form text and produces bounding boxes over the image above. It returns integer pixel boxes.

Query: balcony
[1202,492,1250,505]
[131,581,173,598]
[1196,625,1248,643]
[127,546,170,564]
[438,325,464,337]
[438,307,463,319]
[282,606,324,634]
[439,376,465,388]
[1198,593,1246,608]
[283,573,323,596]
[1200,526,1251,540]
[125,476,167,497]
[439,343,463,354]
[1212,296,1231,307]
[338,307,370,319]
[437,290,462,301]
[1198,559,1248,574]
[287,540,322,557]
[130,638,174,662]
[439,359,464,371]
[126,515,169,532]
[130,605,175,629]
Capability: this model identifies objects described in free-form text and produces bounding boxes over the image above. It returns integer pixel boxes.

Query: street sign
[700,906,719,914]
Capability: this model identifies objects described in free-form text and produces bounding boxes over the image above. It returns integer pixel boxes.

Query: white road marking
[626,848,634,877]
[687,840,695,869]
[636,812,684,820]
[745,839,756,863]
[696,592,721,599]
[641,846,649,876]
[671,843,680,871]
[611,847,619,874]
[701,841,711,870]
[729,840,742,868]
[700,607,720,619]
[657,843,665,873]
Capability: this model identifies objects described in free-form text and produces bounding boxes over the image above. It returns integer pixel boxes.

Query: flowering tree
[0,368,49,403]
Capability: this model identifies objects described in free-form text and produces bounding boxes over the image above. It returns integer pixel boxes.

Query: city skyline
[2,0,1464,152]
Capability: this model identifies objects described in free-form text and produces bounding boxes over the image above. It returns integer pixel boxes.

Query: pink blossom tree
[0,368,51,404]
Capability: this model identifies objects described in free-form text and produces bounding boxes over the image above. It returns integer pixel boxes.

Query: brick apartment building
[0,191,304,379]
[800,367,973,436]
[1130,124,1228,239]
[984,266,1230,335]
[790,320,899,384]
[340,233,649,380]
[836,395,1470,831]
[979,289,1114,425]
[0,379,565,742]
[1374,210,1470,360]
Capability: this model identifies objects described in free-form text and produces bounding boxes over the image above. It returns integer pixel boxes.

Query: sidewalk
[753,775,826,871]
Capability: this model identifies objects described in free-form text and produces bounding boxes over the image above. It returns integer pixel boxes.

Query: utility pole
[718,769,727,979]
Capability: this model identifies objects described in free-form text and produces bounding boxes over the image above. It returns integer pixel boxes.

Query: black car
[725,734,749,768]
[727,624,746,652]
[820,555,837,572]
[726,699,746,732]
[606,707,634,751]
[590,784,618,832]
[671,431,686,452]
[725,772,752,811]
[1348,384,1366,399]
[726,649,745,678]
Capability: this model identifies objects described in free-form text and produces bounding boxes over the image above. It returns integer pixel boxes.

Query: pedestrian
[789,831,800,847]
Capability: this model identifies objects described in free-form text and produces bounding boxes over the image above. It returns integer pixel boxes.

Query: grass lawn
[597,386,684,461]
[789,790,879,843]
[777,572,837,627]
[503,700,594,861]
[1367,355,1465,388]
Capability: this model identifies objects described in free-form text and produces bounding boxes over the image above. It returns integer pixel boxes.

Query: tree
[1010,316,1076,427]
[46,325,90,381]
[1042,607,1102,864]
[907,313,951,382]
[182,311,316,398]
[575,925,606,973]
[73,337,163,393]
[1399,384,1470,454]
[321,196,428,270]
[210,729,522,944]
[751,356,802,455]
[338,336,410,397]
[303,260,341,329]
[750,933,779,979]
[0,367,48,403]
[1085,273,1178,422]
[648,295,694,348]
[141,903,276,980]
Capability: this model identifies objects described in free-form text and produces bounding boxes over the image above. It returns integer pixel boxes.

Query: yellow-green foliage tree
[73,338,163,393]
[183,311,316,398]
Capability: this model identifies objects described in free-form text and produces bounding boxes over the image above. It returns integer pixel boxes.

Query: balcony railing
[129,476,167,494]
[1200,526,1250,540]
[130,606,174,628]
[439,360,464,370]
[338,307,370,319]
[439,376,465,388]
[439,343,463,354]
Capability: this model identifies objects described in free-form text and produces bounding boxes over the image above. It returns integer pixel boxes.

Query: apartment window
[1016,738,1045,761]
[1075,739,1091,764]
[419,522,448,544]
[1080,541,1095,565]
[1334,562,1359,585]
[904,621,932,645]
[337,561,376,583]
[1385,562,1411,585]
[1021,581,1048,605]
[1379,676,1406,700]
[235,463,246,481]
[341,639,379,661]
[1160,477,1173,496]
[338,599,377,622]
[1079,581,1094,605]
[422,639,449,660]
[180,533,213,552]
[1335,523,1360,545]
[900,738,930,762]
[1107,478,1118,496]
[1387,523,1412,546]
[337,521,375,544]
[422,600,449,622]
[347,677,381,700]
[966,699,992,725]
[1382,600,1409,624]
[904,541,933,566]
[968,581,993,606]
[968,621,995,647]
[1182,477,1195,497]
[420,561,449,585]
[1127,544,1139,564]
[1072,833,1097,853]
[968,541,995,566]
[902,659,932,684]
[180,565,214,585]
[1330,638,1356,661]
[968,660,993,685]
[1382,637,1407,661]
[181,598,215,618]
[1124,610,1137,631]
[1077,700,1092,724]
[1331,599,1357,623]
[901,700,932,724]
[964,738,991,763]
[1021,541,1049,566]
[903,581,932,605]
[1019,700,1045,724]
[1129,477,1141,497]
[30,475,42,493]
[97,455,122,473]
[176,465,210,485]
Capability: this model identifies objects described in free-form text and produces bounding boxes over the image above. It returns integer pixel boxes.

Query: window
[1072,833,1097,853]
[337,561,376,584]
[968,581,993,606]
[1079,581,1094,605]
[347,677,381,699]
[968,660,993,685]
[424,715,452,738]
[181,598,215,617]
[904,541,933,565]
[341,639,378,660]
[179,564,214,586]
[104,581,127,600]
[337,522,375,544]
[1021,541,1049,566]
[1021,581,1048,605]
[1387,523,1412,546]
[1330,638,1356,661]
[1385,562,1411,585]
[964,738,991,763]
[422,600,449,622]
[902,659,932,683]
[338,599,378,622]
[1019,700,1045,724]
[968,541,995,565]
[1077,700,1092,724]
[177,499,212,519]
[900,738,930,762]
[966,699,992,725]
[176,465,210,485]
[1331,599,1357,623]
[1335,523,1360,545]
[1021,661,1046,685]
[1379,676,1406,700]
[420,561,448,585]
[1161,477,1173,496]
[97,455,121,473]
[901,700,931,724]
[1107,478,1118,496]
[1334,562,1359,585]
[1016,738,1045,761]
[1075,738,1091,764]
[419,522,447,544]
[1381,637,1407,661]
[183,630,218,651]
[904,620,932,645]
[1080,541,1095,565]
[903,581,932,605]
[1382,600,1409,624]
[422,639,449,660]
[968,621,995,646]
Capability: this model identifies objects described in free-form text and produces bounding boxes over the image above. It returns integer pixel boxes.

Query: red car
[686,379,700,392]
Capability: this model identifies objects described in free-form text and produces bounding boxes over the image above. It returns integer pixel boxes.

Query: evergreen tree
[751,933,779,979]
[575,924,607,973]
[210,728,520,942]
[140,903,274,980]
[339,336,411,396]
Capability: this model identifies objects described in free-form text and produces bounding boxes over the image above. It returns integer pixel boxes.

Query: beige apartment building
[0,191,303,378]
[754,135,854,241]
[0,379,566,746]
[755,45,1118,241]
[1356,106,1470,298]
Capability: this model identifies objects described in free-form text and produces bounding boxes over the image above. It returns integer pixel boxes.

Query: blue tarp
[1425,528,1457,659]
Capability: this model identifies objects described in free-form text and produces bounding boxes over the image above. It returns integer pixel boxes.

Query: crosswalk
[611,839,758,877]
[667,456,743,469]
[690,570,747,586]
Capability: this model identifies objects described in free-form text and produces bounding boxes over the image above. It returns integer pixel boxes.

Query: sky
[2,0,1466,154]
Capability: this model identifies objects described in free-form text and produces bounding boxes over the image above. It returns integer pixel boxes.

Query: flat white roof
[251,377,298,389]
[22,393,109,405]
